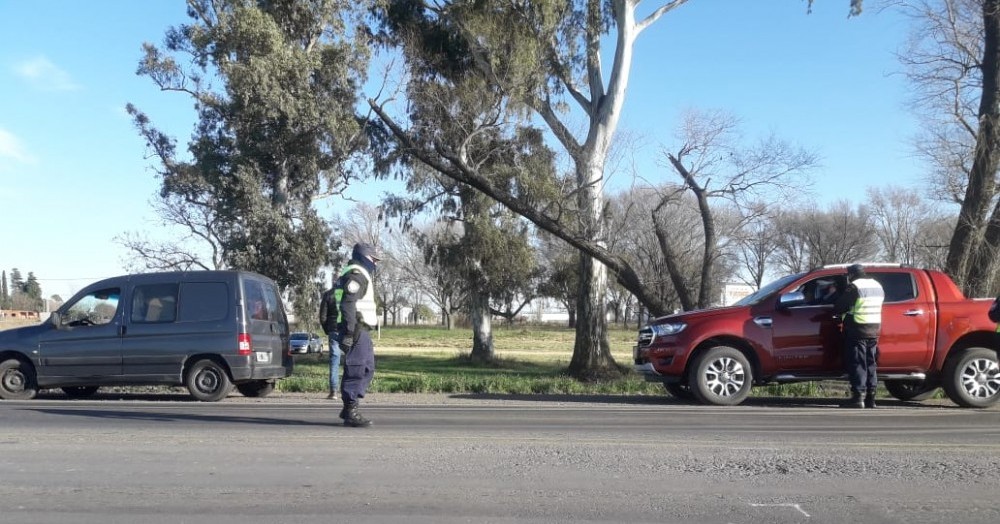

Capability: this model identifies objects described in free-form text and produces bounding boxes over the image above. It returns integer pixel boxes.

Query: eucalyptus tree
[127,0,371,303]
[371,0,691,377]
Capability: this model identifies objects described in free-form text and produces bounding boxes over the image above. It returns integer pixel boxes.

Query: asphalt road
[1,393,999,524]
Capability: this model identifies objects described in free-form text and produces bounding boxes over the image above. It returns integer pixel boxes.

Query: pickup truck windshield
[733,272,805,307]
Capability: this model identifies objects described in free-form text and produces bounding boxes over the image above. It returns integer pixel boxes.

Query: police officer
[331,243,380,427]
[832,263,885,409]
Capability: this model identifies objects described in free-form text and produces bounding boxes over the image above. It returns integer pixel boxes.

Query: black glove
[341,334,354,353]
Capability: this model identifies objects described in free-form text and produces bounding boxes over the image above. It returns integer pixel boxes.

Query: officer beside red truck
[634,263,1000,407]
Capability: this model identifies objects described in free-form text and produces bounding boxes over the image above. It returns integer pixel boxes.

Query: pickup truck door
[870,272,935,371]
[769,304,842,372]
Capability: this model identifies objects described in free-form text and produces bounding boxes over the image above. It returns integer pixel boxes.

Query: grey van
[0,270,293,401]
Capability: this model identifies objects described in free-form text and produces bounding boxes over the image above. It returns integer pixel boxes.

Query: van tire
[942,347,1000,408]
[689,346,753,406]
[62,386,100,399]
[237,380,275,398]
[0,358,38,400]
[186,359,233,402]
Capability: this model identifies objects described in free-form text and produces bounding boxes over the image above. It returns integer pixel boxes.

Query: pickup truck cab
[634,265,1000,407]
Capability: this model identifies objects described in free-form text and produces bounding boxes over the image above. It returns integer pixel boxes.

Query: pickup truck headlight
[651,322,686,337]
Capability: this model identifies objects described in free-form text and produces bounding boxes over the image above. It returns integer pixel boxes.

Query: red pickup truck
[634,265,1000,407]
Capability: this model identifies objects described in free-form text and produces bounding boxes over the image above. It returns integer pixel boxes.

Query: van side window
[131,283,179,323]
[178,282,229,322]
[870,272,917,303]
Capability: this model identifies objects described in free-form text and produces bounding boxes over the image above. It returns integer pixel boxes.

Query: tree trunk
[568,253,617,378]
[947,0,1000,293]
[468,286,494,362]
[567,160,617,378]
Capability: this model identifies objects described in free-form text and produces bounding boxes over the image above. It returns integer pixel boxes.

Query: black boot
[343,401,372,428]
[864,389,877,409]
[338,403,349,420]
[840,390,864,409]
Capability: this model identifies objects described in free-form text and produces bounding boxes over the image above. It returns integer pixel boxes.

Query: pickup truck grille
[636,327,653,348]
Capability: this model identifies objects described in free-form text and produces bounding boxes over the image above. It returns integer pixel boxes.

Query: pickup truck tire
[663,382,696,401]
[185,359,233,402]
[689,346,753,406]
[0,358,38,400]
[942,347,1000,408]
[883,380,938,402]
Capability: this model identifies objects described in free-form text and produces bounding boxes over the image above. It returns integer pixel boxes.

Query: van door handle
[754,316,772,328]
[903,309,924,316]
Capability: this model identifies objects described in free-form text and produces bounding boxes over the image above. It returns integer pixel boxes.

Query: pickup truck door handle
[754,316,773,328]
[903,309,924,316]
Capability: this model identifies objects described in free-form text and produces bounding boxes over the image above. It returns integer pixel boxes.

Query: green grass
[281,324,651,395]
[279,325,889,399]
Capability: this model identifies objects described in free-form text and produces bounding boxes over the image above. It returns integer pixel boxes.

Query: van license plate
[255,352,271,363]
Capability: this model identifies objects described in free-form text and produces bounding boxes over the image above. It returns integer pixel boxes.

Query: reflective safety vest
[849,277,884,325]
[335,264,378,327]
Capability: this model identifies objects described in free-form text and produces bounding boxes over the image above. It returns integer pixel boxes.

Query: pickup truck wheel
[185,359,233,402]
[689,346,753,406]
[0,358,38,400]
[884,380,938,402]
[942,347,1000,408]
[236,380,275,398]
[663,382,695,401]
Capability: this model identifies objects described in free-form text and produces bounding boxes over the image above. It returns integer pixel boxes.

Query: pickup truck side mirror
[49,311,65,330]
[778,291,806,309]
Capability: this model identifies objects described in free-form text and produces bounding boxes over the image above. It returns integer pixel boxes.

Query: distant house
[0,309,41,322]
[720,283,755,306]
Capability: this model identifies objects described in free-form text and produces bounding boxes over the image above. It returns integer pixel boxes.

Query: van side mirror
[778,291,806,309]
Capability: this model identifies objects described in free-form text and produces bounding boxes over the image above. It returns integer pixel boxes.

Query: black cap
[847,263,865,279]
[352,243,380,263]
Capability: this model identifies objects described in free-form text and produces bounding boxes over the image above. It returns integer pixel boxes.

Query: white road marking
[750,503,811,518]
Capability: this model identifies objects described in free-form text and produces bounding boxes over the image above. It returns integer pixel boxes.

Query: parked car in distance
[0,270,293,402]
[634,264,1000,407]
[289,332,323,354]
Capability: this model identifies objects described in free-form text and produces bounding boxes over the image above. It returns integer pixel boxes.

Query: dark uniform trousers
[340,329,375,403]
[844,335,878,393]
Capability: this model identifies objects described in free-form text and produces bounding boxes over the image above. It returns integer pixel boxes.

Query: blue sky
[1,0,927,300]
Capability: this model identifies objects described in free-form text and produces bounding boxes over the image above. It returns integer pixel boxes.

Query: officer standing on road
[330,243,380,427]
[319,277,342,401]
[832,263,885,409]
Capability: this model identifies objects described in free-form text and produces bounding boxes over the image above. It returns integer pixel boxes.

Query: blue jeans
[328,335,341,391]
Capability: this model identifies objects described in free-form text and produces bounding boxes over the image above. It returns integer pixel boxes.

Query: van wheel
[942,347,1000,408]
[0,358,38,400]
[689,346,753,406]
[236,380,275,398]
[62,386,100,399]
[663,382,695,401]
[884,379,938,402]
[186,359,233,402]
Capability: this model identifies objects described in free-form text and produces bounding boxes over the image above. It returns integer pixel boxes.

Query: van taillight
[238,333,252,355]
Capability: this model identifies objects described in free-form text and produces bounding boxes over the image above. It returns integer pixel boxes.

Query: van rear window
[178,282,229,322]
